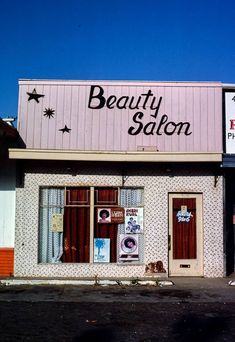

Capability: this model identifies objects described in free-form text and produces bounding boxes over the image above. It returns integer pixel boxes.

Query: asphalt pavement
[0,276,235,341]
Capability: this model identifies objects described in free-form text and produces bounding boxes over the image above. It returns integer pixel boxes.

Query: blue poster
[94,238,110,263]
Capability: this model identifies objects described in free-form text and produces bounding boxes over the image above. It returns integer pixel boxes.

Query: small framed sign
[51,213,63,232]
[97,208,125,224]
[97,208,111,224]
[111,207,125,224]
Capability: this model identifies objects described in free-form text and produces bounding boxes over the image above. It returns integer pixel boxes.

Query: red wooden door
[169,194,203,276]
[173,198,196,259]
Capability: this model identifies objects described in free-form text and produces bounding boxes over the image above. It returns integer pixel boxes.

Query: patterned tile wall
[14,163,224,278]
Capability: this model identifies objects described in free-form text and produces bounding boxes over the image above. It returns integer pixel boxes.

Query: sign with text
[225,90,235,153]
[111,207,125,224]
[125,208,143,233]
[97,207,125,224]
[19,81,223,153]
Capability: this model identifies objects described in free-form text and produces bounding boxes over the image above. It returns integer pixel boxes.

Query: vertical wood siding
[18,81,223,152]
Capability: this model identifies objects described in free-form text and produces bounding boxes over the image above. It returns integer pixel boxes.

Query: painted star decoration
[59,125,71,133]
[27,88,45,103]
[43,108,55,119]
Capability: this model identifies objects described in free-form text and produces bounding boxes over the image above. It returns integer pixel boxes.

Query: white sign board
[225,91,235,153]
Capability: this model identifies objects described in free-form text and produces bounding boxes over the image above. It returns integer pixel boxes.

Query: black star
[43,108,55,119]
[27,88,45,103]
[59,125,71,133]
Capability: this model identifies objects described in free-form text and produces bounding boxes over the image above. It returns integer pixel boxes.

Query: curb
[0,278,175,287]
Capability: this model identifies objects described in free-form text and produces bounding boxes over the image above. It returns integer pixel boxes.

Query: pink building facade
[9,80,226,279]
[17,80,222,153]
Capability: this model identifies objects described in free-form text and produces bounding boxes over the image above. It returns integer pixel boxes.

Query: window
[38,186,144,264]
[39,187,64,263]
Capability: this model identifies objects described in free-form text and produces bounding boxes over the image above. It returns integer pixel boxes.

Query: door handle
[168,235,171,251]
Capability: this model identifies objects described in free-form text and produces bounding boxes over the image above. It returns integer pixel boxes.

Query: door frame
[168,193,204,276]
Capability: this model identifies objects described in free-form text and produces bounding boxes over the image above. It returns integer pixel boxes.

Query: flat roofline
[18,79,222,87]
[222,84,235,89]
[9,149,222,163]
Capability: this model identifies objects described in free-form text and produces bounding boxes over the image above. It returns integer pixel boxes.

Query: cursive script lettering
[88,85,192,137]
[128,112,192,136]
[88,85,162,113]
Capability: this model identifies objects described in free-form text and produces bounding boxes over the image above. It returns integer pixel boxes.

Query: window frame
[38,185,144,264]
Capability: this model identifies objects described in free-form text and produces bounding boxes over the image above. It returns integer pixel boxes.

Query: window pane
[40,187,64,207]
[66,187,90,205]
[120,188,144,207]
[94,212,118,263]
[64,188,90,263]
[94,187,118,205]
[118,188,144,263]
[38,188,64,263]
[94,188,119,262]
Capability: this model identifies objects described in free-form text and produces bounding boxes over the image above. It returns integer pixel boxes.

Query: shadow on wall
[225,171,235,275]
[0,160,16,191]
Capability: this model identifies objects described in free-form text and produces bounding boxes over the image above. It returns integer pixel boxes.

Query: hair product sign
[97,208,125,224]
[119,234,139,261]
[97,208,111,224]
[125,208,143,233]
[225,90,235,153]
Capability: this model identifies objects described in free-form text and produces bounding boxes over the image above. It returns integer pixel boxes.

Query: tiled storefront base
[14,162,224,278]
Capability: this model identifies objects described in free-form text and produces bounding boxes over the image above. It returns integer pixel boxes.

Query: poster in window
[51,213,63,232]
[111,207,125,224]
[94,238,110,263]
[97,208,111,224]
[125,208,143,233]
[119,234,139,261]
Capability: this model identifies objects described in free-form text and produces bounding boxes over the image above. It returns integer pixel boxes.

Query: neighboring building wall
[14,163,224,278]
[0,160,15,247]
[0,160,16,276]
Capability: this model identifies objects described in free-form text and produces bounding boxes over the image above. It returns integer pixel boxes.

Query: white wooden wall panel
[0,161,15,247]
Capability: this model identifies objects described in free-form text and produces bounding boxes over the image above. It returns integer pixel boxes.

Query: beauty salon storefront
[9,80,224,278]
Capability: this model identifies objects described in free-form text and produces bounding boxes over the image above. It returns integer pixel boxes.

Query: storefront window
[38,187,64,263]
[38,186,144,264]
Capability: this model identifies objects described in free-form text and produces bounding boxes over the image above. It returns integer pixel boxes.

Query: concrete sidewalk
[0,276,234,303]
[0,274,234,287]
